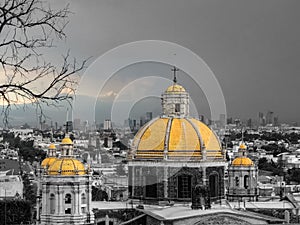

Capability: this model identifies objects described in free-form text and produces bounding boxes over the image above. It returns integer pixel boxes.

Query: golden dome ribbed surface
[48,158,86,175]
[232,157,254,167]
[61,137,73,145]
[132,117,222,160]
[166,84,186,93]
[41,157,56,169]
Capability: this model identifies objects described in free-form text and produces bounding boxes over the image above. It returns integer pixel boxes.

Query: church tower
[161,66,189,117]
[40,137,94,225]
[227,143,258,202]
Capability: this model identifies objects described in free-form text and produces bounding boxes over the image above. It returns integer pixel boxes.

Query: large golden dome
[48,158,86,175]
[232,157,254,167]
[131,117,223,160]
[41,157,56,169]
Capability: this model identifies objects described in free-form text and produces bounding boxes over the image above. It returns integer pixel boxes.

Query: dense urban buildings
[1,76,300,224]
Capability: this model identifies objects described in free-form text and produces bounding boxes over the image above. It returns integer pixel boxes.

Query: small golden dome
[41,157,56,169]
[239,143,247,149]
[131,117,222,160]
[166,84,186,93]
[232,157,254,167]
[61,137,73,145]
[48,158,86,175]
[48,143,56,149]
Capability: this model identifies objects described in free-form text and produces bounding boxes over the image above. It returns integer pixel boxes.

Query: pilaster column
[163,167,168,199]
[41,185,49,214]
[58,186,64,214]
[131,166,135,197]
[87,177,92,213]
[77,184,81,214]
[202,148,207,161]
[72,189,78,215]
[202,167,207,186]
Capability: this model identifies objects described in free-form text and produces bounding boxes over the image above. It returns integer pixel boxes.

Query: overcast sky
[34,0,300,124]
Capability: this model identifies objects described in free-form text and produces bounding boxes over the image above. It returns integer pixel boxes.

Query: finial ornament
[171,66,179,84]
[241,127,244,142]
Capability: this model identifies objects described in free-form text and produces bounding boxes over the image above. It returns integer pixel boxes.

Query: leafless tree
[0,0,87,125]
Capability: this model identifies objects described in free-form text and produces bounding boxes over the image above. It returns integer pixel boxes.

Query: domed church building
[227,143,258,202]
[39,137,94,225]
[128,72,227,204]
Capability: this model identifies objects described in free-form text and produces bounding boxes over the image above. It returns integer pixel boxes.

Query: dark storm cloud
[51,0,300,123]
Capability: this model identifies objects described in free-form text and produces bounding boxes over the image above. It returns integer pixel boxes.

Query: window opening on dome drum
[81,193,87,204]
[244,175,249,189]
[175,103,180,113]
[65,193,71,204]
[65,208,71,214]
[50,194,55,214]
[235,177,239,187]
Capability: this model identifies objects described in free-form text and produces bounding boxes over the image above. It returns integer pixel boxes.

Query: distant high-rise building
[234,119,241,127]
[83,120,89,132]
[65,121,73,132]
[219,114,226,127]
[104,119,112,130]
[258,112,265,126]
[266,111,274,125]
[146,112,153,122]
[73,118,81,130]
[273,116,279,127]
[227,117,233,124]
[133,119,136,130]
[124,119,129,127]
[199,115,205,122]
[247,118,252,128]
[140,116,146,127]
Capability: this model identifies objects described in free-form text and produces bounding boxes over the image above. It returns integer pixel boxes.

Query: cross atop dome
[171,66,179,84]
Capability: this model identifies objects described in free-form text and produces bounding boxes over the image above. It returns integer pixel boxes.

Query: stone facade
[128,161,225,203]
[227,165,258,201]
[40,175,94,225]
[161,90,189,117]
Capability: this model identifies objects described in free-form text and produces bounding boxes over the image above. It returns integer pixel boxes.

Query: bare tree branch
[0,0,86,126]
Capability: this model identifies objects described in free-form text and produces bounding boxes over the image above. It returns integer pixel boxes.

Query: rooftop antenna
[171,66,179,84]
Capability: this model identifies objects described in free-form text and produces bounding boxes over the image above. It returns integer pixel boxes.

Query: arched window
[50,194,55,214]
[81,193,87,205]
[65,193,71,204]
[235,177,239,187]
[244,175,249,189]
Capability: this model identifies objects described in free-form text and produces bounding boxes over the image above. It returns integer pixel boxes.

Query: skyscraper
[266,111,274,125]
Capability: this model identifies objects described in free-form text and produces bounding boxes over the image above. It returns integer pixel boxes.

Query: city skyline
[2,0,300,125]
